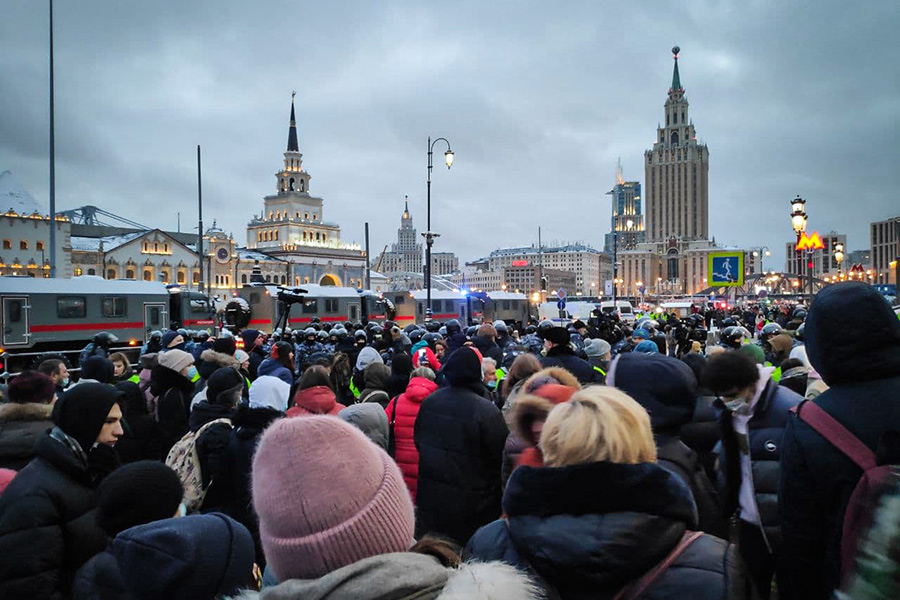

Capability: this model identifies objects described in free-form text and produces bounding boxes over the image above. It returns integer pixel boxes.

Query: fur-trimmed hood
[227,552,540,600]
[200,349,240,368]
[521,366,580,394]
[507,367,580,446]
[0,402,53,424]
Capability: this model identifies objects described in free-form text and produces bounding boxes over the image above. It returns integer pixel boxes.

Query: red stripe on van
[31,321,143,333]
[249,319,270,325]
[288,316,348,324]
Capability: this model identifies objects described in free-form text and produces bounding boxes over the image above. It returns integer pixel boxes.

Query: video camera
[276,286,308,304]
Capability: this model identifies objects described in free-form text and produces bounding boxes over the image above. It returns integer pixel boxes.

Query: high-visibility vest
[349,378,361,399]
[127,374,141,385]
[496,367,507,382]
[593,365,607,377]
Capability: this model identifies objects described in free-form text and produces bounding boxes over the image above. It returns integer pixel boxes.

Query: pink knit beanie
[252,416,415,581]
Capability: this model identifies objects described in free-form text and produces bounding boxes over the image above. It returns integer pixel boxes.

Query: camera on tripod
[276,286,308,304]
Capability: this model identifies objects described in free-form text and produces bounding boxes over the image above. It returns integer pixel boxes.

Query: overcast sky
[1,1,897,270]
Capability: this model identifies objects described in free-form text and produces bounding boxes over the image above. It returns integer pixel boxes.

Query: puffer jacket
[257,358,294,387]
[414,380,508,544]
[287,386,345,417]
[384,376,438,502]
[472,336,502,365]
[717,376,801,551]
[466,461,747,600]
[0,430,108,599]
[358,363,391,408]
[779,282,900,600]
[0,402,53,471]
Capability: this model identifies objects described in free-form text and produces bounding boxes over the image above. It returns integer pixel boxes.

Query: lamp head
[444,149,454,169]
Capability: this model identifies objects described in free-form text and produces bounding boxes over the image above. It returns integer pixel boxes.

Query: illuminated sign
[511,260,529,267]
[707,252,745,287]
[796,231,825,251]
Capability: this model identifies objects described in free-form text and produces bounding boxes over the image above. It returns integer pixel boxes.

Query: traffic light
[807,259,814,270]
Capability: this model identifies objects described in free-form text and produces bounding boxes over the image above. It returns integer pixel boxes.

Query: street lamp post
[790,195,808,300]
[751,246,771,274]
[833,242,844,279]
[423,136,454,321]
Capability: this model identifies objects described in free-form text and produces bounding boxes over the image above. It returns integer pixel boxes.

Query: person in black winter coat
[608,352,727,539]
[703,350,802,599]
[779,282,900,600]
[472,324,503,366]
[466,385,746,600]
[151,350,196,456]
[240,329,267,380]
[539,327,598,385]
[113,381,164,463]
[188,367,244,514]
[0,370,56,471]
[196,336,239,381]
[415,347,509,544]
[0,383,124,600]
[385,353,413,399]
[71,513,255,600]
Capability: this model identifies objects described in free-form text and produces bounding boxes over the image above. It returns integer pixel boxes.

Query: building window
[143,270,153,281]
[107,268,117,279]
[126,268,136,279]
[304,276,310,284]
[101,296,127,317]
[241,274,248,284]
[74,268,83,276]
[87,268,96,276]
[176,271,185,284]
[36,241,45,251]
[2,239,10,250]
[57,296,87,318]
[304,213,309,220]
[193,271,200,284]
[19,240,28,250]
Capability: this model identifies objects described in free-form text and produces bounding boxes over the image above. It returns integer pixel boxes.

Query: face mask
[61,378,70,388]
[186,366,199,380]
[173,342,187,352]
[177,503,187,517]
[486,381,496,389]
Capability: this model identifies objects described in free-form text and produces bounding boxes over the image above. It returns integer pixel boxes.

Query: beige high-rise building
[644,46,709,242]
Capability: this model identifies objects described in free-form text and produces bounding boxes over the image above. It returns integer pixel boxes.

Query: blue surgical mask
[186,366,198,380]
[487,380,497,389]
[61,378,70,388]
[177,502,187,517]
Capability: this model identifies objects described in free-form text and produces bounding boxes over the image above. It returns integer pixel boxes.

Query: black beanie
[206,367,244,405]
[212,336,236,356]
[96,461,184,537]
[81,356,115,384]
[544,327,571,346]
[52,382,121,452]
[443,347,483,387]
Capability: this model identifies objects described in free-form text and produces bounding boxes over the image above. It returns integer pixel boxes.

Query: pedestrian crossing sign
[707,252,744,287]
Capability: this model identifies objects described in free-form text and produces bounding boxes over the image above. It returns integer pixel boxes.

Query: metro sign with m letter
[796,231,825,251]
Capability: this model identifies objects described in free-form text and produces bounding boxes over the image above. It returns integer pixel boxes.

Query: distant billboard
[511,260,529,267]
[707,252,745,287]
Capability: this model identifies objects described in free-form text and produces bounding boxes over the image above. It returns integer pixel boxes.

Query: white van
[599,300,636,324]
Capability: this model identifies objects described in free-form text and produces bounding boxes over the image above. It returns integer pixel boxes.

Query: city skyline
[1,1,896,272]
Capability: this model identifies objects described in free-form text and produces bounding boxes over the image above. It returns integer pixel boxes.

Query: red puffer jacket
[384,376,437,503]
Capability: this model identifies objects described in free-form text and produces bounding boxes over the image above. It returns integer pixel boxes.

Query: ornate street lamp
[423,136,454,321]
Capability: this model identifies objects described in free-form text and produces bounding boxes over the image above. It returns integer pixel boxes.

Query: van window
[7,300,22,322]
[57,296,86,318]
[101,296,127,317]
[190,299,210,314]
[302,299,318,314]
[149,306,160,326]
[325,298,339,313]
[620,306,633,314]
[393,295,406,305]
[250,293,260,305]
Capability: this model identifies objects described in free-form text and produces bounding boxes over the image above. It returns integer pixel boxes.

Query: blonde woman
[466,386,746,600]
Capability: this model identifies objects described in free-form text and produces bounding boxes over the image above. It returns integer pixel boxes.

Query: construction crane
[58,205,149,229]
[372,245,389,272]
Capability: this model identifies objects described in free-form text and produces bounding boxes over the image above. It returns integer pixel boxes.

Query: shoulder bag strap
[613,531,704,600]
[791,400,875,471]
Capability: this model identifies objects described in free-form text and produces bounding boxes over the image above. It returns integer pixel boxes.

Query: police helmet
[721,317,738,328]
[537,320,554,337]
[404,324,419,335]
[149,330,162,342]
[317,330,329,342]
[795,322,806,342]
[304,327,317,338]
[354,330,367,341]
[446,319,461,335]
[525,324,537,334]
[409,329,424,344]
[370,325,383,336]
[720,326,745,349]
[176,328,188,337]
[310,317,321,324]
[761,323,783,338]
[792,307,808,321]
[344,321,354,330]
[466,325,478,337]
[439,326,448,337]
[493,320,508,333]
[425,321,441,333]
[322,323,333,332]
[93,332,118,346]
[423,332,442,349]
[195,331,210,342]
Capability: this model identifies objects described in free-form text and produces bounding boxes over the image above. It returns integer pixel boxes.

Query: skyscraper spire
[671,46,682,91]
[403,195,410,219]
[287,91,299,152]
[615,157,625,185]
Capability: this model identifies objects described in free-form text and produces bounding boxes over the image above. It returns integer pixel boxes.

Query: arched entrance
[319,273,341,286]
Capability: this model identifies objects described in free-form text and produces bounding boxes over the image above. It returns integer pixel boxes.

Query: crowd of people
[0,280,898,599]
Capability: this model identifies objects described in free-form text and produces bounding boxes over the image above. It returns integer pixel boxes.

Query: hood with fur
[200,349,240,369]
[229,552,540,600]
[0,402,53,424]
